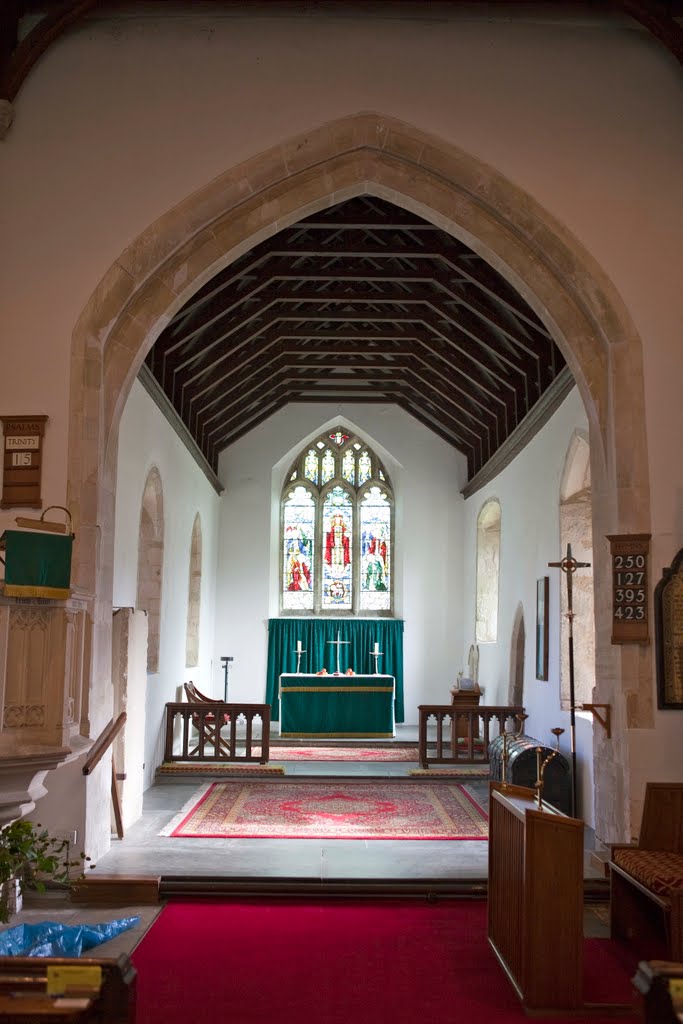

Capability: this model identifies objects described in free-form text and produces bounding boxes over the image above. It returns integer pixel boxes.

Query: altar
[279,673,396,738]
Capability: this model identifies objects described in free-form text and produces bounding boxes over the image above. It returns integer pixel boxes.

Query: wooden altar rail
[417,704,524,768]
[164,702,270,764]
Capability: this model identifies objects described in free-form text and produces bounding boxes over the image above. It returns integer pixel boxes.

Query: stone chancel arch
[70,112,651,846]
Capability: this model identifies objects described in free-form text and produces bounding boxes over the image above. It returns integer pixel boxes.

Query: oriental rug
[132,899,638,1024]
[265,744,485,762]
[265,744,419,761]
[160,779,489,840]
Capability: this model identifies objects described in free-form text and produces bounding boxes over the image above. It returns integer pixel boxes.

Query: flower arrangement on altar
[316,668,328,675]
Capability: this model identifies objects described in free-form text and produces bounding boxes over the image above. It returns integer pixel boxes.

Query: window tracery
[281,428,393,614]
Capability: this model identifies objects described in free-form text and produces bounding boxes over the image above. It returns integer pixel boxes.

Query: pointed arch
[508,603,526,707]
[186,513,202,668]
[476,499,501,644]
[68,112,651,842]
[281,425,393,614]
[559,431,595,709]
[136,467,164,674]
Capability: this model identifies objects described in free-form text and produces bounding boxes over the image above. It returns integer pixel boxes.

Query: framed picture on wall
[536,576,549,680]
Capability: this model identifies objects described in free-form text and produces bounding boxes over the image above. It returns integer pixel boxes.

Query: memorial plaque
[1,415,48,509]
[654,547,683,709]
[607,534,650,645]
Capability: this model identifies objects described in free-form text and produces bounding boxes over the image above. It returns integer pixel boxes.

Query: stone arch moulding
[68,112,652,834]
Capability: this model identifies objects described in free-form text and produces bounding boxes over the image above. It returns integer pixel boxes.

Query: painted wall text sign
[606,533,650,645]
[0,416,48,509]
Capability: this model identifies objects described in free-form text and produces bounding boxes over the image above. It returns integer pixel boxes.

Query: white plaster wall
[461,387,596,823]
[113,381,221,789]
[0,9,681,559]
[215,403,466,721]
[0,8,680,814]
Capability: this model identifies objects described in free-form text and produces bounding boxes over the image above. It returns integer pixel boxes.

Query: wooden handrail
[82,712,127,776]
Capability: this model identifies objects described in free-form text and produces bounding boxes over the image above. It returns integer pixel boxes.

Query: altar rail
[417,704,524,769]
[164,702,270,764]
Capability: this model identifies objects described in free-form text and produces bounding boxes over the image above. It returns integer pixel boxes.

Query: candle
[296,640,302,652]
[374,642,379,653]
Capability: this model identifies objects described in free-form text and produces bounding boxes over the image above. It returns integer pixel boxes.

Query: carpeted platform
[131,899,639,1024]
[157,762,285,776]
[160,779,489,840]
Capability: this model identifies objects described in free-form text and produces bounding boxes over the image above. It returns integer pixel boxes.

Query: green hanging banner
[1,529,73,599]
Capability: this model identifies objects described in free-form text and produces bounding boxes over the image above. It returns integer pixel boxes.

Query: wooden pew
[0,954,135,1022]
[609,782,683,961]
[633,960,683,1024]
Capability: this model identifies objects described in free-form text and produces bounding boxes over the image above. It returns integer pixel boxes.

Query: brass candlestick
[516,712,529,735]
[551,727,565,750]
[535,744,560,809]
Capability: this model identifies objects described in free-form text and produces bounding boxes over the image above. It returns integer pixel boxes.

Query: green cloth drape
[266,618,404,722]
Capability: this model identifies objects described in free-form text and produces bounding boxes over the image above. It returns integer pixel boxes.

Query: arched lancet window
[559,433,595,709]
[136,466,164,673]
[185,513,202,668]
[281,427,393,614]
[475,498,501,643]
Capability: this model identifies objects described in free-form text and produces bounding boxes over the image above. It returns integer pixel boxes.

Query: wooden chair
[184,681,231,756]
[609,782,683,961]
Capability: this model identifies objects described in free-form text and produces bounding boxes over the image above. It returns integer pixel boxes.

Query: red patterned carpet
[160,780,489,840]
[266,744,419,761]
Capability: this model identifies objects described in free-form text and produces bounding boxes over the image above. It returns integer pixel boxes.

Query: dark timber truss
[144,197,570,487]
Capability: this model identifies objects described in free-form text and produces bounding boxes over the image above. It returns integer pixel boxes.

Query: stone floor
[0,727,609,961]
[91,725,601,885]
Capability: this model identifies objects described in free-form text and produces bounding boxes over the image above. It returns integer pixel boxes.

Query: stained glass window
[321,449,335,485]
[321,487,353,610]
[360,488,391,611]
[280,427,393,614]
[282,487,315,611]
[342,449,355,484]
[358,451,372,485]
[304,450,318,484]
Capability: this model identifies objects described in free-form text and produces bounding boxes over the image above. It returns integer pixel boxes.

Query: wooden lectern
[450,676,481,738]
[487,781,584,1013]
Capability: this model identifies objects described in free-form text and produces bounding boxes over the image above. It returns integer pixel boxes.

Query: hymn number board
[1,416,48,509]
[607,534,650,644]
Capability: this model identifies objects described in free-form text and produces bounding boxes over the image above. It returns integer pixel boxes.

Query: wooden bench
[609,782,683,961]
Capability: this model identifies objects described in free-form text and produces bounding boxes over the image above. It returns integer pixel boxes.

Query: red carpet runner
[131,900,639,1024]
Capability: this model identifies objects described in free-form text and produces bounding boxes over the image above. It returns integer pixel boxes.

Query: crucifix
[548,543,591,818]
[327,631,350,675]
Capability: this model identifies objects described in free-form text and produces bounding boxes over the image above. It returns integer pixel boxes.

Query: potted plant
[0,818,87,924]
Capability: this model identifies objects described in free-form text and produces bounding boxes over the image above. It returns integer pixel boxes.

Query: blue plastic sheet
[0,916,140,957]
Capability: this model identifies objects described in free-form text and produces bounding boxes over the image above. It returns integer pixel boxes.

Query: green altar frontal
[279,673,395,738]
[0,529,73,599]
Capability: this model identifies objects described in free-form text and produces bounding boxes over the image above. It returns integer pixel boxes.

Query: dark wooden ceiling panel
[144,196,568,482]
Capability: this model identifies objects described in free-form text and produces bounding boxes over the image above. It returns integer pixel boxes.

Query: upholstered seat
[612,849,683,902]
[609,783,683,961]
